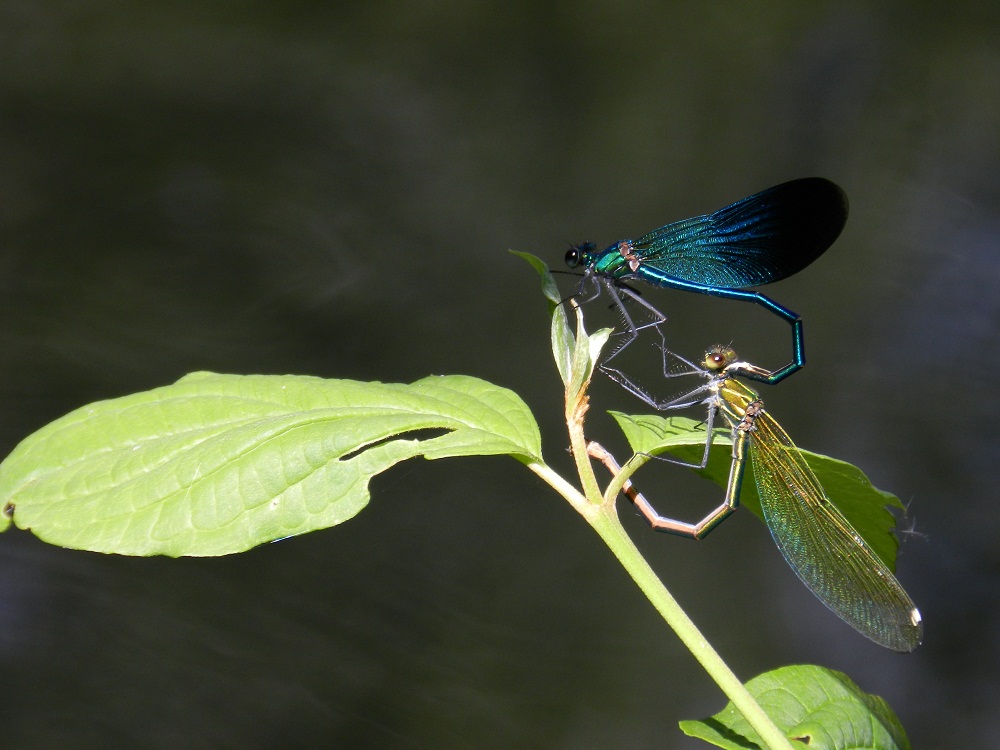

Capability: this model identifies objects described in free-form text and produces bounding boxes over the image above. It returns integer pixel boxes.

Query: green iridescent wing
[746,406,922,652]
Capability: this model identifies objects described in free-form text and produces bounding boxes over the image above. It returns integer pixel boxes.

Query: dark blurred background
[1,3,997,748]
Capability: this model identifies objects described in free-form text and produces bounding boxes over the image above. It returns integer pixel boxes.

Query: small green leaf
[680,665,911,750]
[512,250,574,386]
[0,372,541,557]
[510,250,563,309]
[511,251,612,394]
[573,325,611,391]
[607,411,905,571]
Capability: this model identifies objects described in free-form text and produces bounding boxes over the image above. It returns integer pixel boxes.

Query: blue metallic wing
[630,178,848,288]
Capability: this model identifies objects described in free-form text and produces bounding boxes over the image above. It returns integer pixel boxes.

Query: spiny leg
[599,281,669,366]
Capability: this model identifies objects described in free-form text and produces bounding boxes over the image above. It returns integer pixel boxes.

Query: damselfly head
[704,345,737,371]
[565,242,596,269]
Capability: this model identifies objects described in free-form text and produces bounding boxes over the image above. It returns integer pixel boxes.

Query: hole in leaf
[338,428,449,461]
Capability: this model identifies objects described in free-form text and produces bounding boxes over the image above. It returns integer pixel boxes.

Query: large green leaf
[608,411,906,571]
[0,372,540,557]
[680,665,911,750]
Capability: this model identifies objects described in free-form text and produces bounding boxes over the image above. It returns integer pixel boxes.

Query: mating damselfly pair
[562,178,922,652]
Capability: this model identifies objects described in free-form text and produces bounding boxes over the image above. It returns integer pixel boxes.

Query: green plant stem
[601,451,652,506]
[530,454,792,748]
[566,400,603,505]
[587,507,795,750]
[526,460,600,523]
